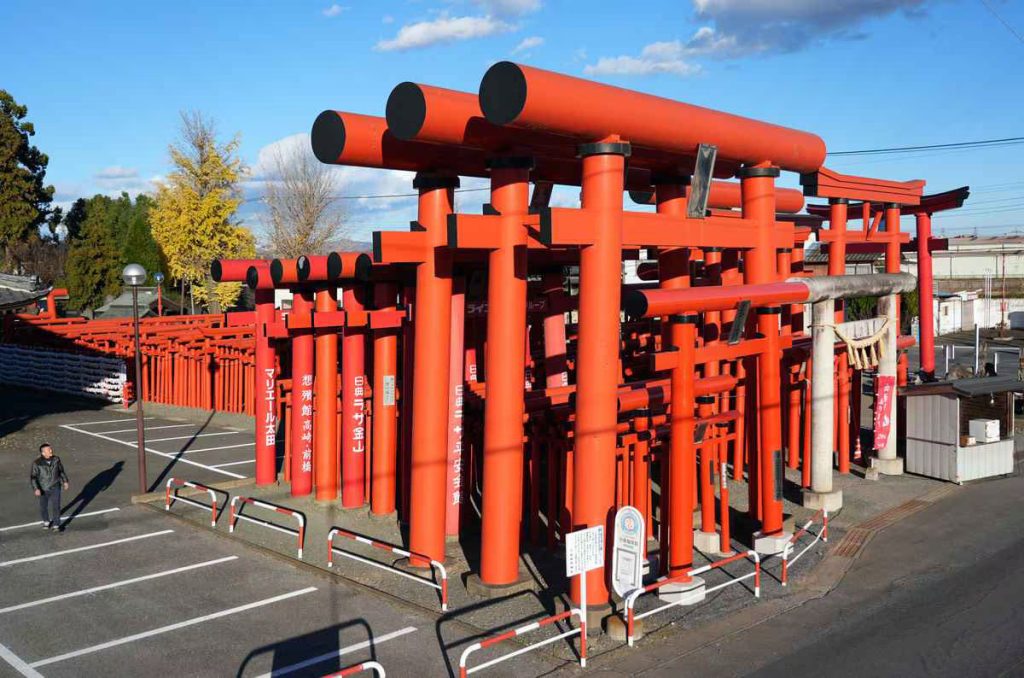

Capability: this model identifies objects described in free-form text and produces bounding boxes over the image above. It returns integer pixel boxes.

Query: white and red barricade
[229,496,306,559]
[164,478,223,527]
[781,509,828,586]
[622,550,761,647]
[327,527,448,612]
[458,607,586,677]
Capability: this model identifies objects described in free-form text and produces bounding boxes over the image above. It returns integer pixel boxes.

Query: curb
[131,476,256,504]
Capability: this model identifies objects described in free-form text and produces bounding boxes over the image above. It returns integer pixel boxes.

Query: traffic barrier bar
[165,478,223,527]
[781,509,828,586]
[327,527,448,612]
[322,660,386,677]
[458,607,586,677]
[229,496,306,559]
[623,550,761,647]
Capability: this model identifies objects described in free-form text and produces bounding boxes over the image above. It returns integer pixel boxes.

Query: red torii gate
[808,186,969,380]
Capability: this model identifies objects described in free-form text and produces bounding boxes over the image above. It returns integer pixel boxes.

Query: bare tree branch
[264,143,347,258]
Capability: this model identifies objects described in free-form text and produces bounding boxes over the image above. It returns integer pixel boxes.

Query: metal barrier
[327,528,448,612]
[165,478,223,527]
[458,608,586,677]
[322,660,386,677]
[623,550,761,647]
[229,497,306,559]
[781,509,828,586]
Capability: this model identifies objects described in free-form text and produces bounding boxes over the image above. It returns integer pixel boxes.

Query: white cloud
[584,41,703,77]
[583,1,927,77]
[512,35,543,54]
[474,0,541,16]
[376,15,515,51]
[692,0,928,55]
[322,4,345,18]
[95,166,139,180]
[382,14,394,24]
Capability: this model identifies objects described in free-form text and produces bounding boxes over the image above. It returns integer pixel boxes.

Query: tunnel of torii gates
[210,62,969,610]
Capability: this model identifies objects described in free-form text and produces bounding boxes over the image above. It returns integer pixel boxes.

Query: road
[605,469,1024,677]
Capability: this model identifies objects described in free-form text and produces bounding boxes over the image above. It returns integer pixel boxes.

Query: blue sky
[4,0,1024,240]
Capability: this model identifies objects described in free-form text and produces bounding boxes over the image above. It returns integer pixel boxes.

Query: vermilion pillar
[655,177,694,576]
[371,283,399,515]
[829,198,851,474]
[314,287,339,501]
[290,290,315,496]
[541,271,569,389]
[739,164,786,543]
[254,287,278,485]
[885,203,903,316]
[445,282,466,537]
[570,140,628,608]
[479,158,532,587]
[408,173,457,566]
[341,284,367,508]
[916,212,936,379]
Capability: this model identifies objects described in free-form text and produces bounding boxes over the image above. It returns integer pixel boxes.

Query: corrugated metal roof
[803,251,883,265]
[0,274,49,312]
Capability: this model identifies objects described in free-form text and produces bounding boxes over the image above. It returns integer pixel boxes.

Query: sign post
[611,506,645,599]
[565,524,604,649]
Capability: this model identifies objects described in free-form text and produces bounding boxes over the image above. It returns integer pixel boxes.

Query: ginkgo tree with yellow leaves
[150,111,255,313]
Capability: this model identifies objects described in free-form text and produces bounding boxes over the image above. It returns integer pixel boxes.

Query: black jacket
[30,456,68,492]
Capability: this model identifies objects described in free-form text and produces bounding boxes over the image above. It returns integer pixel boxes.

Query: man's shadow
[60,461,124,529]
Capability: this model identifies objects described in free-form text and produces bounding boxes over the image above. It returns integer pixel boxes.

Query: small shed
[904,376,1020,483]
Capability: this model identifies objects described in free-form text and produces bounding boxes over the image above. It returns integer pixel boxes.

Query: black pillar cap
[311,110,346,164]
[385,82,427,140]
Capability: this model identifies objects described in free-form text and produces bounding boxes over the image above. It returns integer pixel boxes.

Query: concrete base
[871,456,905,476]
[604,612,644,642]
[802,488,843,512]
[657,576,706,605]
[464,571,533,599]
[365,508,397,523]
[584,604,612,635]
[864,466,881,481]
[693,529,722,553]
[753,530,793,556]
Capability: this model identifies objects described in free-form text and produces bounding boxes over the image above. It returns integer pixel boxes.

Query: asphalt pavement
[598,469,1024,677]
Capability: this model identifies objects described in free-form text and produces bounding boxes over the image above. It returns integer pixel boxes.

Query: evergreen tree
[63,197,121,311]
[0,90,55,270]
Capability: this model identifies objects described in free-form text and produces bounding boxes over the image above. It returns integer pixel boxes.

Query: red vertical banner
[873,374,896,451]
[445,281,466,536]
[342,285,367,508]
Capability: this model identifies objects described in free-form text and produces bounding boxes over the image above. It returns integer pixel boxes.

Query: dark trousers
[38,486,61,524]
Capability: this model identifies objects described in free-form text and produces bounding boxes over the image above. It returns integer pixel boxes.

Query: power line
[240,186,490,204]
[980,0,1024,44]
[827,138,1024,159]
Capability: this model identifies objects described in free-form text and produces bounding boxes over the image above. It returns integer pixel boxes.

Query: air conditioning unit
[968,418,1000,443]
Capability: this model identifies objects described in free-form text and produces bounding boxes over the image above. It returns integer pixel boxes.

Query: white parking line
[60,424,244,479]
[0,556,238,615]
[99,424,195,435]
[0,508,120,532]
[74,417,154,426]
[211,455,283,469]
[0,530,174,568]
[183,442,255,454]
[31,587,318,668]
[148,431,241,443]
[256,626,418,678]
[0,642,42,678]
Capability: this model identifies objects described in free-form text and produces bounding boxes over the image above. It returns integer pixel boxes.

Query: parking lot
[59,410,267,489]
[0,398,562,677]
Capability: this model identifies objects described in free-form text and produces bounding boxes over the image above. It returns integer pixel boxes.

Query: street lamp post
[154,272,165,317]
[123,263,148,494]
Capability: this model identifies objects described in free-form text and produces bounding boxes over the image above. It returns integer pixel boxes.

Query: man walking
[30,443,69,531]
